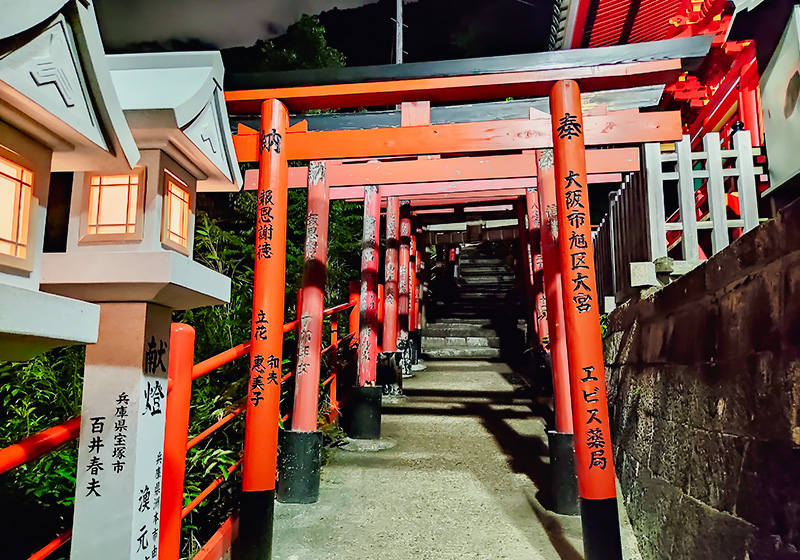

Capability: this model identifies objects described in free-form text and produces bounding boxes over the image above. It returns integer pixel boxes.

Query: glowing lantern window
[87,172,140,235]
[0,155,33,260]
[162,173,190,250]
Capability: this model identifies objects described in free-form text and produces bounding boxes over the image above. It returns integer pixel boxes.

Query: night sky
[93,0,379,50]
[94,0,553,65]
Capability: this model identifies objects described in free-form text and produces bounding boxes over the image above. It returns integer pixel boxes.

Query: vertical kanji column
[240,99,289,560]
[383,197,400,352]
[397,202,412,379]
[535,150,578,515]
[380,199,403,395]
[525,189,550,347]
[550,80,621,559]
[408,233,421,366]
[516,198,541,347]
[279,161,330,504]
[345,184,382,439]
[70,303,170,560]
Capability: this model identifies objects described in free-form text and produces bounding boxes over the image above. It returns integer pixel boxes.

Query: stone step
[459,257,507,265]
[422,346,502,360]
[459,275,516,284]
[454,292,518,300]
[422,335,500,349]
[460,265,514,274]
[443,312,524,321]
[422,325,499,338]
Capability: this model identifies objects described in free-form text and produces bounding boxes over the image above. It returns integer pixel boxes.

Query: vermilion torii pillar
[279,161,330,504]
[550,80,622,559]
[345,184,382,439]
[409,235,418,333]
[525,189,549,348]
[383,197,400,352]
[408,234,422,367]
[398,202,412,341]
[396,203,413,380]
[535,151,578,515]
[241,98,289,560]
[516,198,542,347]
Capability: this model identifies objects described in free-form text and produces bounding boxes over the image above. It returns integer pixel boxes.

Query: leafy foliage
[222,14,346,74]
[0,347,84,560]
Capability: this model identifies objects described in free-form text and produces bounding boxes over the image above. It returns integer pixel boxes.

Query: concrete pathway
[273,360,641,560]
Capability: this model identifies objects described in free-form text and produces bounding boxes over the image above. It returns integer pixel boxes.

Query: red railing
[0,296,359,560]
[0,417,81,560]
[160,297,359,560]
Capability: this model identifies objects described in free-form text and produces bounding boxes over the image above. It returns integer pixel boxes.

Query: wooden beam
[242,149,638,190]
[233,109,681,162]
[227,60,682,114]
[233,85,666,132]
[404,193,526,207]
[328,174,622,202]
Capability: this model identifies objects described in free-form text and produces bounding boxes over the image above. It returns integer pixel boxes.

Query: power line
[508,0,539,7]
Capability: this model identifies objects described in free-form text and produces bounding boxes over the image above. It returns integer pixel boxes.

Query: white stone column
[70,302,171,560]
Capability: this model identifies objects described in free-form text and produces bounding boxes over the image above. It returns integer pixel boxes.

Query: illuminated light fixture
[414,208,455,214]
[463,204,514,212]
[84,169,145,239]
[0,154,33,260]
[162,171,191,251]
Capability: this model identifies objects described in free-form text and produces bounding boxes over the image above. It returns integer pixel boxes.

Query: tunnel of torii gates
[222,35,703,560]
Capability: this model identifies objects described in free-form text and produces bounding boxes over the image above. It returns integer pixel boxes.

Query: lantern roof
[0,0,140,171]
[107,51,243,192]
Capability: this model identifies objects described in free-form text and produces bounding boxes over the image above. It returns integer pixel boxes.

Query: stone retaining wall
[604,198,800,559]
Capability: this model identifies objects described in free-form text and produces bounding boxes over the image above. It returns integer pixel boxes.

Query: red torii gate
[225,37,703,560]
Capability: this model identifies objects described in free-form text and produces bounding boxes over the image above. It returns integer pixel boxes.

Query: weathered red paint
[551,80,616,500]
[409,235,419,332]
[348,280,360,348]
[534,153,574,435]
[243,99,289,492]
[398,204,412,339]
[516,199,541,345]
[377,283,384,354]
[292,161,331,432]
[383,197,400,352]
[525,189,550,347]
[357,185,381,386]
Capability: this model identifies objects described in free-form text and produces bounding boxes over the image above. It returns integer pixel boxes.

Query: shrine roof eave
[0,0,140,172]
[225,35,712,113]
[231,84,665,132]
[107,52,243,192]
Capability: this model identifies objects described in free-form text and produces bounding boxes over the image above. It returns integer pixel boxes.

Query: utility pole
[395,0,403,64]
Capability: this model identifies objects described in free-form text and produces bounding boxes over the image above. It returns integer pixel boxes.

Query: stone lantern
[39,51,242,560]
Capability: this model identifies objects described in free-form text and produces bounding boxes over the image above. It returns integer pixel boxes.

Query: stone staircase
[423,242,525,360]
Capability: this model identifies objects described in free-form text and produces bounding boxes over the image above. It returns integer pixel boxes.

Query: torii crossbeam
[226,34,712,560]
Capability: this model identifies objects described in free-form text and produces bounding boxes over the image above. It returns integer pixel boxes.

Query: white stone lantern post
[40,52,242,560]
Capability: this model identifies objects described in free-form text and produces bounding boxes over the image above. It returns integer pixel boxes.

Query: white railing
[593,129,763,312]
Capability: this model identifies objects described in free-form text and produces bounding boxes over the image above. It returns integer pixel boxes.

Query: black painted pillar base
[409,331,421,364]
[341,385,382,439]
[377,352,403,397]
[276,430,322,504]
[580,497,623,560]
[547,431,579,515]
[239,489,275,560]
